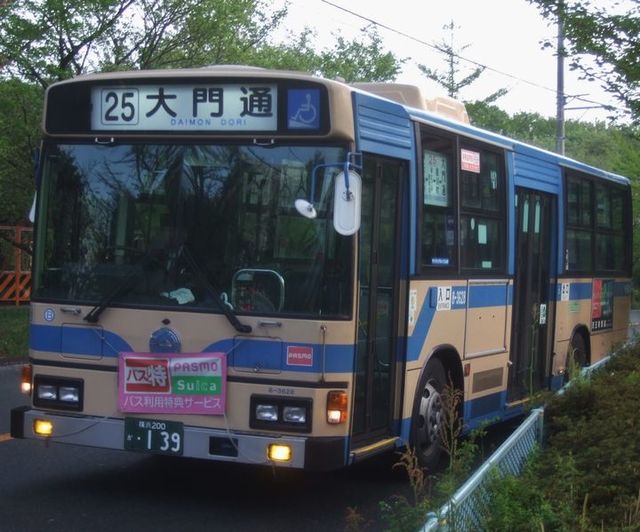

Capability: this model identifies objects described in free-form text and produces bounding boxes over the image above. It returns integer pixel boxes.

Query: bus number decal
[436,287,452,311]
[434,286,466,312]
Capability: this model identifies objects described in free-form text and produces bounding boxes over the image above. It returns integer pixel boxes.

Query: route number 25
[100,89,139,125]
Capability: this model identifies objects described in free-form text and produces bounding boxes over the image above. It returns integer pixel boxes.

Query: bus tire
[411,357,446,470]
[570,333,588,369]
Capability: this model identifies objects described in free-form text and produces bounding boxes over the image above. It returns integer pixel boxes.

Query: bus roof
[51,66,631,186]
[351,81,631,187]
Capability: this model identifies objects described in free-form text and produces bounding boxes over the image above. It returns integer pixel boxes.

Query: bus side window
[460,148,504,272]
[421,133,456,270]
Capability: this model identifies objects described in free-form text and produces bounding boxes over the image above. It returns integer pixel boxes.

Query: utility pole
[556,1,565,155]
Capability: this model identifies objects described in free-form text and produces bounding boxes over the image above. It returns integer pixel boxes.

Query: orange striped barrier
[0,225,33,305]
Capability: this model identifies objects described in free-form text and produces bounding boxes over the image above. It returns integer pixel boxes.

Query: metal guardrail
[422,346,623,531]
[421,408,544,531]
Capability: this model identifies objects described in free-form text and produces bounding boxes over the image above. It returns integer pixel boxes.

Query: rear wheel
[567,333,588,380]
[411,358,446,470]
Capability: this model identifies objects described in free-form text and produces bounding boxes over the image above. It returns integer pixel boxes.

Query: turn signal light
[21,365,32,394]
[327,390,348,424]
[268,443,292,462]
[33,419,53,437]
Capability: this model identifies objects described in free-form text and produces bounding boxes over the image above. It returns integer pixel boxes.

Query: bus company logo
[124,357,170,393]
[286,346,314,367]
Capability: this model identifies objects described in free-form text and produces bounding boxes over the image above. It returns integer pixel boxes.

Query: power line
[318,0,627,114]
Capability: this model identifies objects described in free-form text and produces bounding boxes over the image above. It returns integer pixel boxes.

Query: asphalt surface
[2,312,637,531]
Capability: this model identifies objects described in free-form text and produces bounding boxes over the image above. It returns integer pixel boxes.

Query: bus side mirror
[294,153,362,235]
[333,170,361,236]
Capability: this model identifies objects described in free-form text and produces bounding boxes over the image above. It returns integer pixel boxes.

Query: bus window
[460,148,504,271]
[565,176,593,273]
[595,185,628,272]
[421,133,456,270]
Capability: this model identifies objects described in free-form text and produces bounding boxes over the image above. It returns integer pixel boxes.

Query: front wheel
[411,358,446,470]
[566,333,588,381]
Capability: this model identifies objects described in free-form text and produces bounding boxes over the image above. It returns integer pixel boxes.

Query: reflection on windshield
[34,143,352,318]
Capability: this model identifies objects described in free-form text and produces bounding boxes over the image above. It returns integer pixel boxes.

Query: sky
[278,0,624,122]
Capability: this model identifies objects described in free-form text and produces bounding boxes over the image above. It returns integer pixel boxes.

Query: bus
[11,66,632,470]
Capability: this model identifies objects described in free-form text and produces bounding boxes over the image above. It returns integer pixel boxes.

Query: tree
[257,26,403,83]
[418,20,507,105]
[0,79,39,224]
[0,0,404,225]
[0,0,403,85]
[529,0,640,123]
[469,101,640,280]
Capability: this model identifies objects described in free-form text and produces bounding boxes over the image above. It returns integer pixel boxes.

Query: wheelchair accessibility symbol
[288,89,320,129]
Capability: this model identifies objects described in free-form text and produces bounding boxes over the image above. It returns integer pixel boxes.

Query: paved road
[0,364,411,532]
[3,313,637,532]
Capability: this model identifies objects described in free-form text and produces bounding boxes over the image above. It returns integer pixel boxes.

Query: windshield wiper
[180,246,252,334]
[84,270,140,323]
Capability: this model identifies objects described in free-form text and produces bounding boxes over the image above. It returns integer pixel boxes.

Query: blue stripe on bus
[407,284,512,362]
[614,281,632,297]
[468,284,512,307]
[570,282,592,300]
[554,281,591,301]
[556,280,631,301]
[30,324,134,357]
[29,324,356,373]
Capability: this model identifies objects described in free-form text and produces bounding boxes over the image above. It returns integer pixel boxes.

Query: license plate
[124,417,184,456]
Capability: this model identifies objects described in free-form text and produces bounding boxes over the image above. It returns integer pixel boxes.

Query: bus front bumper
[10,406,346,470]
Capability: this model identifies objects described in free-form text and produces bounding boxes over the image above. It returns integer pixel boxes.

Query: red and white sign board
[286,346,314,367]
[461,149,481,173]
[118,352,227,415]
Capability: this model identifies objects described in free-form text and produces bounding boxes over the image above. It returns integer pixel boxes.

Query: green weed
[0,304,29,362]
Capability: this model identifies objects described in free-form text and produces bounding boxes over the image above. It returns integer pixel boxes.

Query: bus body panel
[11,67,632,470]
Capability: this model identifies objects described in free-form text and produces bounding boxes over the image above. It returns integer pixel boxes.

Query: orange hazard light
[326,390,348,424]
[21,364,32,394]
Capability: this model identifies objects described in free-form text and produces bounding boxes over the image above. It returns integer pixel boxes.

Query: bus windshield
[34,143,353,318]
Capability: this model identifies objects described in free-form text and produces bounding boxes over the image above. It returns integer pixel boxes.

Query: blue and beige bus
[11,66,632,470]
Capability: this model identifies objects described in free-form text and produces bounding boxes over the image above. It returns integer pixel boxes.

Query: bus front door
[352,155,405,445]
[508,188,555,402]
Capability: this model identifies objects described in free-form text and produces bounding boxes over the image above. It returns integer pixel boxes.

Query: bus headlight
[256,404,279,422]
[250,396,312,432]
[283,406,307,424]
[37,384,58,401]
[33,376,84,411]
[59,386,80,403]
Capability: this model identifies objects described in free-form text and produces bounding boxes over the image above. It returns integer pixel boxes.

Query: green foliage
[0,0,403,225]
[377,386,490,532]
[0,79,40,224]
[0,0,403,86]
[379,495,433,532]
[468,102,640,298]
[481,344,640,530]
[481,461,558,532]
[254,26,403,83]
[528,0,640,123]
[0,305,29,362]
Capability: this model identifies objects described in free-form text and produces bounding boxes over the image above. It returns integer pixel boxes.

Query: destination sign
[91,84,278,131]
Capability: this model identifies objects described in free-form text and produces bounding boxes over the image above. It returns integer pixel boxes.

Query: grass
[481,342,640,531]
[0,304,29,363]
